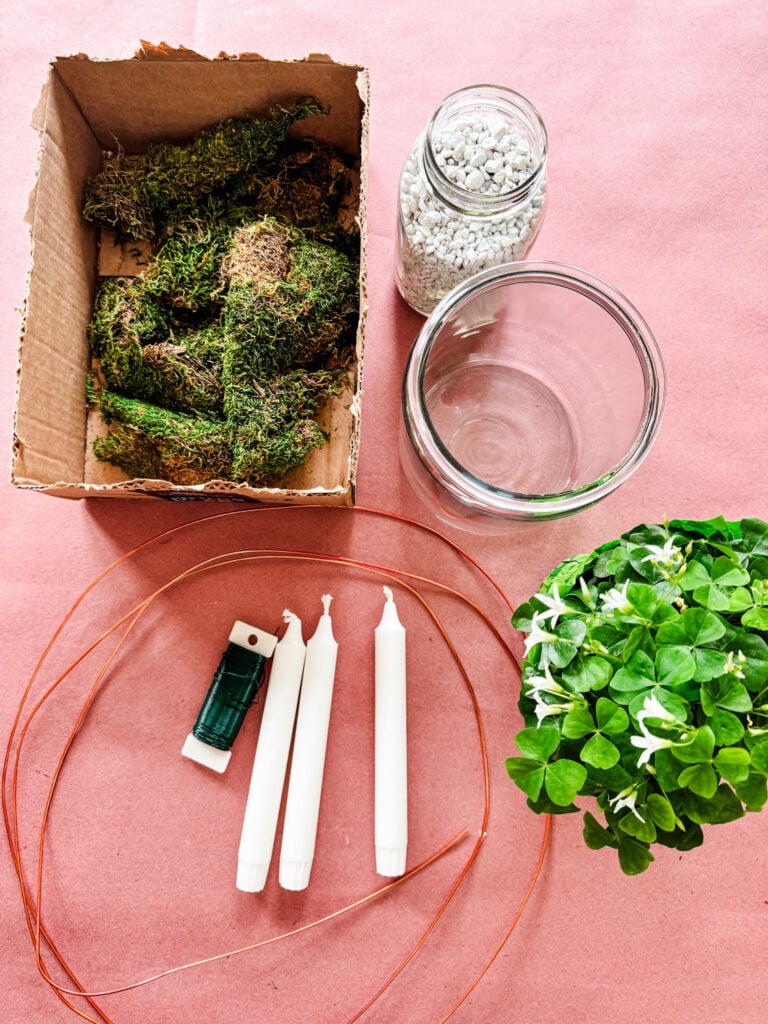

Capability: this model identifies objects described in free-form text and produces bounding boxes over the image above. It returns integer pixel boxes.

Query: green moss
[284,235,359,363]
[90,276,171,350]
[230,369,347,480]
[221,219,358,379]
[94,372,345,485]
[140,328,226,416]
[89,278,226,415]
[83,99,323,239]
[91,213,358,423]
[84,110,360,487]
[85,372,98,404]
[95,391,232,485]
[140,216,234,314]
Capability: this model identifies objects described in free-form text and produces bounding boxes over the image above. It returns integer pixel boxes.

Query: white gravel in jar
[397,115,546,314]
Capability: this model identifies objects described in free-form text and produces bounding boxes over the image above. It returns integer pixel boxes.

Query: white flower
[599,581,632,614]
[524,662,567,699]
[530,689,575,727]
[524,664,580,726]
[631,692,686,766]
[630,731,676,767]
[534,584,569,628]
[523,612,559,655]
[578,576,595,608]
[636,692,681,732]
[608,785,645,821]
[724,650,746,679]
[641,537,684,571]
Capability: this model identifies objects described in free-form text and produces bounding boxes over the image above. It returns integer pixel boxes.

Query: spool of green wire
[181,621,278,773]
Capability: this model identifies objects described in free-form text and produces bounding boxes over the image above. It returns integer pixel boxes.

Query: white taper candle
[279,595,338,890]
[375,586,408,876]
[236,611,306,892]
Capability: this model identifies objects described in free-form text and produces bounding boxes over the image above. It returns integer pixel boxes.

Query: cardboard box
[12,43,369,504]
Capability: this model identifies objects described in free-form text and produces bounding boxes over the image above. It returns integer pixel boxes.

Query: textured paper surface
[1,4,767,1024]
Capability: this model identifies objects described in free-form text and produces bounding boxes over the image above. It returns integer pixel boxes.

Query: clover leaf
[562,655,613,692]
[583,811,617,850]
[701,677,752,715]
[562,697,628,769]
[617,836,655,875]
[645,792,678,831]
[506,727,587,806]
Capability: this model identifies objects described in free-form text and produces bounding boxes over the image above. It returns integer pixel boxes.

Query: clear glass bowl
[401,261,666,524]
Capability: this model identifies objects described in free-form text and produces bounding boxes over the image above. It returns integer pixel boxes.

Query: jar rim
[421,84,548,215]
[402,261,666,521]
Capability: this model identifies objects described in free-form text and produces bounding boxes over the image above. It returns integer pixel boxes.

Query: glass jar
[395,85,548,315]
[401,261,666,527]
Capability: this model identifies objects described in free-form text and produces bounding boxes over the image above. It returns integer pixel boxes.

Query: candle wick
[321,593,333,615]
[382,585,394,603]
[283,609,297,624]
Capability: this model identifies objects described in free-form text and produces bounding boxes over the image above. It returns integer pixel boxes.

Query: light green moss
[89,278,226,415]
[221,219,358,380]
[229,369,347,480]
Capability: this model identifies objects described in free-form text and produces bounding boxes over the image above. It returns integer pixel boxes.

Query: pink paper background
[1,2,766,1022]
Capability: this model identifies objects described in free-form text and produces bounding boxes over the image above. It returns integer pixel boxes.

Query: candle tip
[283,609,297,624]
[321,593,333,615]
[382,585,394,603]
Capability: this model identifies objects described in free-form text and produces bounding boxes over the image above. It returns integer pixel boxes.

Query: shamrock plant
[506,516,768,875]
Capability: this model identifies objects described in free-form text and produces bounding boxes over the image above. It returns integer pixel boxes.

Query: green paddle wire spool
[193,640,271,751]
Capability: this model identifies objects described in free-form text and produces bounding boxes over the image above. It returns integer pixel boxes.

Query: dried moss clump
[250,139,355,250]
[83,100,323,240]
[229,370,347,481]
[221,220,358,379]
[84,105,360,489]
[94,391,233,485]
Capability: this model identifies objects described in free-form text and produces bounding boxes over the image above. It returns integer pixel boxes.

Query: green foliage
[83,107,360,487]
[507,517,768,875]
[505,725,587,806]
